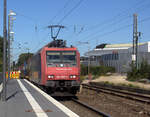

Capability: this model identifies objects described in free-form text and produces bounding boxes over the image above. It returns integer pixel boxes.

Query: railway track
[36,80,110,117]
[82,84,150,104]
[71,98,111,117]
[59,98,111,117]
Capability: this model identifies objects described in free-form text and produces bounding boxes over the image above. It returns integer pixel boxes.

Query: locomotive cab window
[46,51,77,67]
[46,51,61,63]
[62,51,76,64]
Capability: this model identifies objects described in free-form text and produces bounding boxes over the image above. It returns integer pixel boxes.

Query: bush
[127,60,150,81]
[80,64,115,76]
[80,64,88,76]
[80,75,87,82]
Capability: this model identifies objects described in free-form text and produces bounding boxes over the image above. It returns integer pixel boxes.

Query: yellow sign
[6,71,20,79]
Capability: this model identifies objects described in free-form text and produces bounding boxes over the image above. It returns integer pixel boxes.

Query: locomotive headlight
[48,75,54,79]
[70,75,76,78]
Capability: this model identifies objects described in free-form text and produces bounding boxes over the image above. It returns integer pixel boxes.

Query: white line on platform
[0,83,3,93]
[17,79,48,117]
[24,79,79,117]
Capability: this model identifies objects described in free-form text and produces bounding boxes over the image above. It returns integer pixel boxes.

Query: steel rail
[90,82,150,95]
[72,98,111,117]
[87,84,150,100]
[82,84,150,104]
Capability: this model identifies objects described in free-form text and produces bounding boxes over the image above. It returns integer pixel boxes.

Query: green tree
[17,53,33,67]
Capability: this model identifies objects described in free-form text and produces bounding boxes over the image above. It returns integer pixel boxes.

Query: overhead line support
[2,0,7,102]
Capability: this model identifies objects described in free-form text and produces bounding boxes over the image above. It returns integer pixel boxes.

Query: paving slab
[0,79,79,117]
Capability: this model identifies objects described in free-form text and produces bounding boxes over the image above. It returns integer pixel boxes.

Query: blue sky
[0,0,150,61]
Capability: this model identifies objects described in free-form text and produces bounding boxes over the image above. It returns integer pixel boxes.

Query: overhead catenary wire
[11,10,49,57]
[134,0,150,14]
[71,0,149,43]
[86,16,150,43]
[38,0,72,31]
[13,0,150,59]
[78,15,132,40]
[11,0,84,61]
[57,0,84,25]
[65,0,149,43]
[37,0,85,48]
[79,0,147,32]
[31,33,50,52]
[13,10,38,25]
[74,0,150,44]
[81,0,145,32]
[11,10,40,48]
[47,0,72,25]
[40,0,84,30]
[76,15,150,54]
[35,0,84,50]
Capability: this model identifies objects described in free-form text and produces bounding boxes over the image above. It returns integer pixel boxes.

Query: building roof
[95,43,145,49]
[105,43,132,48]
[84,42,148,57]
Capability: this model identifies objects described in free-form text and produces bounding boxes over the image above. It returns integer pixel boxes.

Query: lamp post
[8,10,16,80]
[2,0,7,101]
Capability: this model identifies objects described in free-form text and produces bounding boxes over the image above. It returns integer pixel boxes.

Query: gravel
[60,99,103,117]
[76,88,150,117]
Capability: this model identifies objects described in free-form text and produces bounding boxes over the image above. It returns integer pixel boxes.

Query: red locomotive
[28,39,80,95]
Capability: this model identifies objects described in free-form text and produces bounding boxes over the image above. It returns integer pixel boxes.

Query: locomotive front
[42,47,80,94]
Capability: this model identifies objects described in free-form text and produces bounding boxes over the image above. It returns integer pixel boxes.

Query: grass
[80,75,101,82]
[101,81,141,89]
[80,75,87,82]
[92,75,99,80]
[118,83,140,89]
[127,84,140,89]
[103,81,114,86]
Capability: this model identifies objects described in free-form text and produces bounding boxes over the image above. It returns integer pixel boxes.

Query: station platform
[0,79,79,117]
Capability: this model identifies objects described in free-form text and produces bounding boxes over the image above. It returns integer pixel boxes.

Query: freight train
[27,39,80,95]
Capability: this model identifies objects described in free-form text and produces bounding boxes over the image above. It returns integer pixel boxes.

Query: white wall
[148,42,150,52]
[128,42,149,53]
